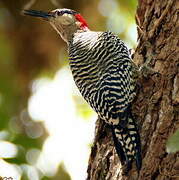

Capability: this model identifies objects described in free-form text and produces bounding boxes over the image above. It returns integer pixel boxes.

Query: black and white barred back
[68,31,141,172]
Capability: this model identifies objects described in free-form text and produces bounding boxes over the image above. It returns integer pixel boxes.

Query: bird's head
[23,8,89,42]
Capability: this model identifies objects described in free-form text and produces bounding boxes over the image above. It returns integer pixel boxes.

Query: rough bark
[87,0,179,179]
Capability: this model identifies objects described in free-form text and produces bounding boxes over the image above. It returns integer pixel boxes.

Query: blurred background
[0,0,137,179]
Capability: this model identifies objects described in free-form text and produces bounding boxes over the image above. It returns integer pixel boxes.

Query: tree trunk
[87,0,179,179]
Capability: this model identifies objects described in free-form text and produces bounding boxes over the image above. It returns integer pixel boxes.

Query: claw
[139,64,161,78]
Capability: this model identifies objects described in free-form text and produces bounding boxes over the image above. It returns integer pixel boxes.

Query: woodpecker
[23,8,142,173]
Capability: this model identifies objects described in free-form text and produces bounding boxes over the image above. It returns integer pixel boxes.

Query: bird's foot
[139,64,161,79]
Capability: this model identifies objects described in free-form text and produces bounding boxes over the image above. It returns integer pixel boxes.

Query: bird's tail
[111,108,142,173]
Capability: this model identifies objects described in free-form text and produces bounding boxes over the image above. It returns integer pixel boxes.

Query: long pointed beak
[23,9,54,20]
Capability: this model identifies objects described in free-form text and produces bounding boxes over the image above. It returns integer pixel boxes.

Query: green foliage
[52,163,71,180]
[167,130,179,153]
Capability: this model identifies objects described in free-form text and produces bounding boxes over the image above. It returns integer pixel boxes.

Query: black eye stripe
[56,9,77,16]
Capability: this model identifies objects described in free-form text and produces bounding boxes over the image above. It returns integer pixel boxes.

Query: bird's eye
[56,11,63,16]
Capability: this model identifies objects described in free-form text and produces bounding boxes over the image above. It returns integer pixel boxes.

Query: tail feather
[111,126,126,164]
[111,108,142,173]
[127,112,142,171]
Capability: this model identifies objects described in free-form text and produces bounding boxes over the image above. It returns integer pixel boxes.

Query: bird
[23,8,142,173]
